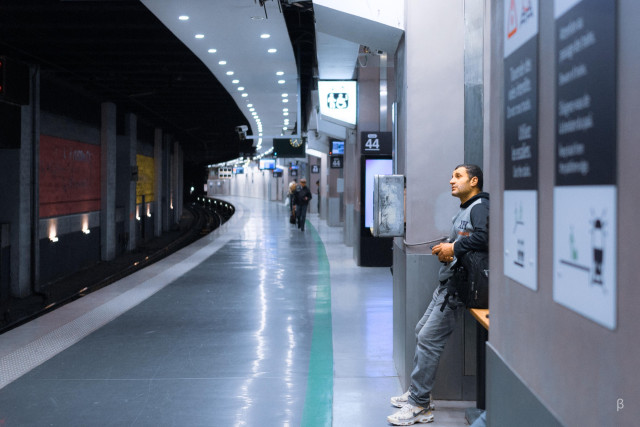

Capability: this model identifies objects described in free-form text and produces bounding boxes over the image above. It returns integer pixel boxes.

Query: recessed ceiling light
[237,87,245,91]
[283,112,289,116]
[283,108,288,111]
[226,71,234,75]
[195,34,205,39]
[260,34,271,39]
[242,93,248,97]
[281,93,288,97]
[179,15,189,21]
[276,71,284,76]
[251,16,265,20]
[278,80,285,84]
[268,48,277,53]
[282,99,289,103]
[232,79,240,84]
[249,108,255,112]
[219,60,227,65]
[208,48,217,53]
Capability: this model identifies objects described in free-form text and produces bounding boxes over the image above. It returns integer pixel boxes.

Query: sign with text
[504,0,539,190]
[330,156,343,169]
[360,132,392,155]
[553,0,617,330]
[503,0,539,290]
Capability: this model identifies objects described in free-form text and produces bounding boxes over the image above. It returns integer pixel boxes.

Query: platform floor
[0,196,470,426]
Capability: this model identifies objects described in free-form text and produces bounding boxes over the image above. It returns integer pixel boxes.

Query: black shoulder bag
[440,251,489,311]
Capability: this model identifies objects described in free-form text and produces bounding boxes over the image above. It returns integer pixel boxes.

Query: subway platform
[0,196,470,426]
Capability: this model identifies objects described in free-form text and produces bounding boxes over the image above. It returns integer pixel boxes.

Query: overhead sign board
[318,80,357,128]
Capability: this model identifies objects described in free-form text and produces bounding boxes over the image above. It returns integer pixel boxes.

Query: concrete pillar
[393,0,466,394]
[162,134,171,232]
[14,67,39,297]
[172,141,181,225]
[177,144,183,222]
[319,153,329,220]
[153,128,163,237]
[124,113,137,251]
[100,102,116,261]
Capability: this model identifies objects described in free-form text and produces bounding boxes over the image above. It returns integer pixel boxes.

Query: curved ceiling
[141,0,300,156]
[0,0,314,167]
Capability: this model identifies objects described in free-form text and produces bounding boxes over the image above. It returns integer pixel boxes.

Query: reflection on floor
[0,197,471,426]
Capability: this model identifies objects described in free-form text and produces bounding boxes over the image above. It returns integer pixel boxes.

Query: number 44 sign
[361,132,392,155]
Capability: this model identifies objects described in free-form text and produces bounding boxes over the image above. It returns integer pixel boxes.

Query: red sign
[39,135,101,218]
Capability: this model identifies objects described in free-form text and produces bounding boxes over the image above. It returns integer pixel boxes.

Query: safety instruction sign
[503,0,539,290]
[553,0,617,329]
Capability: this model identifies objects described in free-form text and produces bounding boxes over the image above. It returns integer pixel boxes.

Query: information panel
[361,132,392,155]
[503,0,539,291]
[553,0,617,329]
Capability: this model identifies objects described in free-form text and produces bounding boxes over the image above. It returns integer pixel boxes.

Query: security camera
[235,125,248,141]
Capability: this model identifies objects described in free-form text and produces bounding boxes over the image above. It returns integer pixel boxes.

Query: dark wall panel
[39,228,100,285]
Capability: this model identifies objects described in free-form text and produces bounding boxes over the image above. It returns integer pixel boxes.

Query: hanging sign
[553,0,617,330]
[330,156,343,169]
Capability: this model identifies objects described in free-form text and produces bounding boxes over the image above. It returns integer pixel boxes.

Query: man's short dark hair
[455,164,483,191]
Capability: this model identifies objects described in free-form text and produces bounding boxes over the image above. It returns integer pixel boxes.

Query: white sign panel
[504,190,537,290]
[553,186,617,329]
[318,80,357,128]
[504,0,539,58]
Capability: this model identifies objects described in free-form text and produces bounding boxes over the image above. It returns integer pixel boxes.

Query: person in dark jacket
[294,178,312,231]
[387,164,489,425]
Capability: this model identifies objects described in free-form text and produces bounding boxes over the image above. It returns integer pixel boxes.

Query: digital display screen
[259,159,276,170]
[232,166,244,174]
[364,158,393,228]
[331,140,345,155]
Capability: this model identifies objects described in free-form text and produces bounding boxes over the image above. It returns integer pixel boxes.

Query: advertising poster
[39,135,101,218]
[553,0,617,329]
[503,0,539,290]
[136,154,155,204]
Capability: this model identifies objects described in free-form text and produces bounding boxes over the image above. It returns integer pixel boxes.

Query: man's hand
[432,242,455,263]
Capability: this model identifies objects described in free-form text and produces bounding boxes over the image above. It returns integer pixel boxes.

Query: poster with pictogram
[503,0,539,290]
[553,0,617,330]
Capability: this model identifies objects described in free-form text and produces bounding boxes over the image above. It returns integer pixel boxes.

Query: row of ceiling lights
[177,14,295,150]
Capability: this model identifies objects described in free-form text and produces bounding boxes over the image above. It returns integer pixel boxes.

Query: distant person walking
[288,181,298,226]
[294,178,312,231]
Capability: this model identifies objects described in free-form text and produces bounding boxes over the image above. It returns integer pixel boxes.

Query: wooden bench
[468,308,489,418]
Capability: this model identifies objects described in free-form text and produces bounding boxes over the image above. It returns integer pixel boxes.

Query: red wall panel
[39,135,101,218]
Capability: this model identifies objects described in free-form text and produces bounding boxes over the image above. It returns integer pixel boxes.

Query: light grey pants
[408,283,464,408]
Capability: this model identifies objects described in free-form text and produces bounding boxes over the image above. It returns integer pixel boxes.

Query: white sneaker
[387,403,434,426]
[390,391,435,410]
[390,391,411,408]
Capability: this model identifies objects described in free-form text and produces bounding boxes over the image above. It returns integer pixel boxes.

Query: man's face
[450,167,477,201]
[300,180,307,187]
